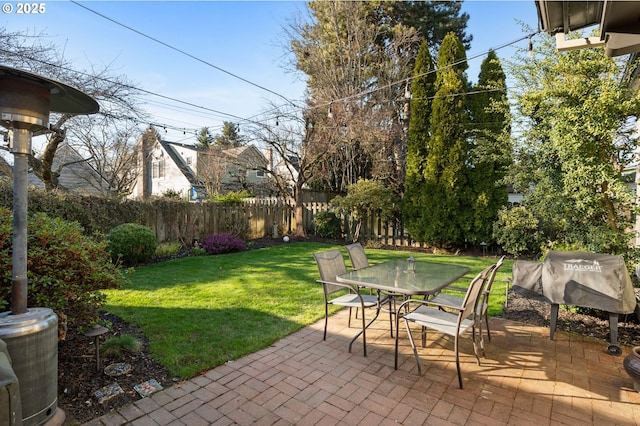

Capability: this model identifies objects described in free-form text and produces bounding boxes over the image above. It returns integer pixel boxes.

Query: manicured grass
[103,242,512,378]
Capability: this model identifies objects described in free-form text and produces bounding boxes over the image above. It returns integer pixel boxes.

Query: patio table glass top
[337,259,470,296]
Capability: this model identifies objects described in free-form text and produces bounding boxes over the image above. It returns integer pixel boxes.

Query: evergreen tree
[467,50,511,244]
[214,121,243,148]
[403,40,436,240]
[420,32,470,247]
[196,127,214,148]
[287,1,470,194]
[385,1,472,55]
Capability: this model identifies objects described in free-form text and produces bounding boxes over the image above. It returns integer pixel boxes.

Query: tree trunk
[42,128,65,191]
[294,181,306,238]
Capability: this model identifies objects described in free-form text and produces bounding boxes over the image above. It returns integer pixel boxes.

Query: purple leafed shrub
[201,233,246,255]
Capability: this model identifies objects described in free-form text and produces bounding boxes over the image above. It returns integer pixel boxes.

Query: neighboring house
[274,154,300,191]
[130,131,272,201]
[3,142,112,196]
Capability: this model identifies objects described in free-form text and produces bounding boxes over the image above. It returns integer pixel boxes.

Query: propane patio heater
[0,65,98,426]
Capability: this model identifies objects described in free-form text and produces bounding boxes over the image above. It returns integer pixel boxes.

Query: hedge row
[0,179,188,237]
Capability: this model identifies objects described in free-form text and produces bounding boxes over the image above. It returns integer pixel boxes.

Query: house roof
[536,0,640,57]
[157,141,268,189]
[159,140,203,187]
[21,142,111,195]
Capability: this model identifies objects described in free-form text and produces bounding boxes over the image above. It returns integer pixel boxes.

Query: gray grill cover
[512,250,636,314]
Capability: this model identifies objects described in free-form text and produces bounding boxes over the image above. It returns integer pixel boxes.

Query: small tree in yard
[332,179,399,242]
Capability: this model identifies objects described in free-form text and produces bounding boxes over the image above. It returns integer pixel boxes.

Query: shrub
[201,233,246,255]
[161,189,182,199]
[313,210,342,239]
[107,223,158,266]
[190,247,207,256]
[493,206,543,258]
[0,208,126,331]
[155,241,183,257]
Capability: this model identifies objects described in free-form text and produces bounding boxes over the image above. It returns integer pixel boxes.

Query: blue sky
[2,1,540,144]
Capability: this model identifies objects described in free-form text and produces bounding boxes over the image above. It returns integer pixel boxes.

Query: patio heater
[0,65,98,426]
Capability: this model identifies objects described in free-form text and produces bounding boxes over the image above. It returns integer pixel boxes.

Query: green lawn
[103,242,513,378]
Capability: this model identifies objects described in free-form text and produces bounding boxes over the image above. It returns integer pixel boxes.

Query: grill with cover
[512,250,637,348]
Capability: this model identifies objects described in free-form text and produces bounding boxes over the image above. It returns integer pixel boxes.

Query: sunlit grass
[103,242,511,378]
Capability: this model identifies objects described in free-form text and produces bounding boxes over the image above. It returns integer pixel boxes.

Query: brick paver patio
[82,309,640,425]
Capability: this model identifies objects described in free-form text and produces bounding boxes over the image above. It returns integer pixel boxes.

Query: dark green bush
[313,210,342,239]
[107,223,158,266]
[0,208,126,331]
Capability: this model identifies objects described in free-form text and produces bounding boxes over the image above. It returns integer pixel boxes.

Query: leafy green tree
[414,32,470,247]
[214,121,243,148]
[505,30,640,257]
[403,40,436,239]
[196,127,214,148]
[467,50,511,244]
[493,205,542,257]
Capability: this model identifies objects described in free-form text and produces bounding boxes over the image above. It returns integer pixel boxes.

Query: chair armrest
[315,279,358,292]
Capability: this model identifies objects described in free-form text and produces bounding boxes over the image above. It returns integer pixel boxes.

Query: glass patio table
[337,259,471,341]
[337,259,470,296]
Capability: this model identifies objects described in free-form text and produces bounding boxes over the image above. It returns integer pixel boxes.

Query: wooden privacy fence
[137,198,418,247]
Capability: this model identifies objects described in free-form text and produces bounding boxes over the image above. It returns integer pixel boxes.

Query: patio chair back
[313,249,348,297]
[345,243,369,270]
[477,256,505,318]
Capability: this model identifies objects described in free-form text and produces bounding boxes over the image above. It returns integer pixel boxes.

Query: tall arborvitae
[467,50,511,244]
[403,40,436,242]
[421,32,470,247]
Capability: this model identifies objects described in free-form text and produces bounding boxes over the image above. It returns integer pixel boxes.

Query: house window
[256,170,265,178]
[152,159,165,179]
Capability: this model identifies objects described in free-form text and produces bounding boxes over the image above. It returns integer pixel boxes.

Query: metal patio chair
[345,242,402,338]
[394,265,492,388]
[313,249,381,356]
[428,256,505,352]
[345,242,370,270]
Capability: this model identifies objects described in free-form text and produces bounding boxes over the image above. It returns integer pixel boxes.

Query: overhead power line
[70,0,299,108]
[0,46,262,126]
